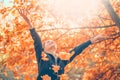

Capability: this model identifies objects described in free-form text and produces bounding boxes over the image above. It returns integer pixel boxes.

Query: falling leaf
[41,52,49,61]
[59,74,69,80]
[52,65,60,73]
[41,74,51,80]
[58,52,74,60]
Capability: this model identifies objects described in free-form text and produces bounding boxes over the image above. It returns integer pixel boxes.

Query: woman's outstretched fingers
[17,8,33,29]
[90,34,108,44]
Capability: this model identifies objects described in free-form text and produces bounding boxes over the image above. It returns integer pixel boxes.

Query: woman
[18,9,107,80]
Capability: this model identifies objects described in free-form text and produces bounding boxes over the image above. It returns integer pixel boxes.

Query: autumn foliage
[0,0,120,80]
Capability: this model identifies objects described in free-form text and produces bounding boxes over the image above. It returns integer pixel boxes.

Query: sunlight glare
[46,0,100,19]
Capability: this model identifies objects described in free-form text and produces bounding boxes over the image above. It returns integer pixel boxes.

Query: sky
[0,0,13,7]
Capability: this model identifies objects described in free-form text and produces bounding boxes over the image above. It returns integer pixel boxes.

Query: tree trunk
[102,0,120,28]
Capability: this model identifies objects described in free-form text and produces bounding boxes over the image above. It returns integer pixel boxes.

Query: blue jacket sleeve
[30,28,43,63]
[69,40,92,62]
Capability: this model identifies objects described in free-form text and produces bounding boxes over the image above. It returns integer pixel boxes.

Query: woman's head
[43,40,57,54]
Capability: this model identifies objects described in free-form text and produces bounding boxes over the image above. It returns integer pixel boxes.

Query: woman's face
[43,40,57,54]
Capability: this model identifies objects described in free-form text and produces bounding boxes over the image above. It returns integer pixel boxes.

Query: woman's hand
[90,34,108,44]
[18,9,33,29]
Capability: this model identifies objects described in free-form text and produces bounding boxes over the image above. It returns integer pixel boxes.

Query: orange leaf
[24,75,31,80]
[41,52,49,61]
[52,65,60,73]
[59,74,69,80]
[41,74,51,80]
[58,52,74,60]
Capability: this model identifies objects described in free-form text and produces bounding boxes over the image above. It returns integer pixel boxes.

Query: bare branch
[54,30,71,41]
[37,24,116,32]
[98,15,112,20]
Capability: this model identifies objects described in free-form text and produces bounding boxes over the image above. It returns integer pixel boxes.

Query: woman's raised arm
[18,9,43,63]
